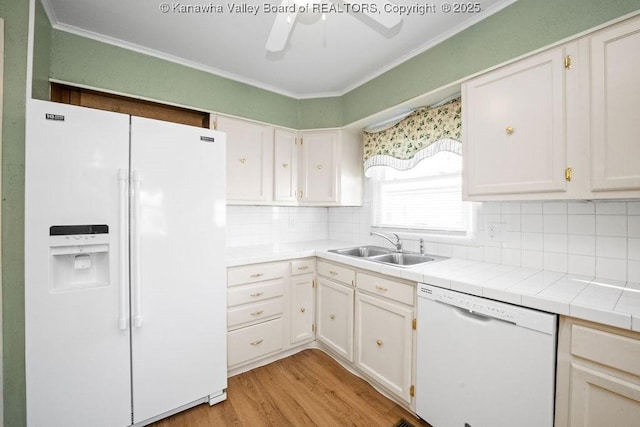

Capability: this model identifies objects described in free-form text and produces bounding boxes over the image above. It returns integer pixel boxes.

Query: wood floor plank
[151,349,430,427]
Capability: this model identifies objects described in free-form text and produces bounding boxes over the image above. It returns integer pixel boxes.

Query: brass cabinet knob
[329,314,335,320]
[282,163,289,168]
[376,339,383,346]
[300,307,306,313]
[505,126,514,135]
[239,157,247,163]
[317,164,323,170]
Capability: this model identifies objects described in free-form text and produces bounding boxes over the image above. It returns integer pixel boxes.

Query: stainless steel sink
[328,245,446,267]
[330,246,394,258]
[368,252,436,267]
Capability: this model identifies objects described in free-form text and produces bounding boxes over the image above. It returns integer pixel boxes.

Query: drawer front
[291,258,315,276]
[228,279,284,307]
[357,273,414,306]
[228,318,284,367]
[228,262,287,287]
[571,324,640,377]
[228,297,283,330]
[317,261,355,286]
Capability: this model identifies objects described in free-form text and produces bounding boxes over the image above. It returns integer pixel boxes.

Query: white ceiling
[40,0,515,98]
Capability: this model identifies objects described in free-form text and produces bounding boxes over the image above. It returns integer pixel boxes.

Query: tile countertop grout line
[226,240,640,332]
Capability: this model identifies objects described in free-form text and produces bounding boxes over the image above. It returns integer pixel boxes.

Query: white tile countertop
[227,240,640,332]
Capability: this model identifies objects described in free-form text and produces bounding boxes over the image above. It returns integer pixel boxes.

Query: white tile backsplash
[227,193,640,284]
[227,205,328,247]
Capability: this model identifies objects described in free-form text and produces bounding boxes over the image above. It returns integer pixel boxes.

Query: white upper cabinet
[217,116,363,206]
[589,17,640,192]
[463,45,570,198]
[300,131,338,204]
[299,129,363,206]
[217,115,274,203]
[463,14,640,201]
[273,129,299,204]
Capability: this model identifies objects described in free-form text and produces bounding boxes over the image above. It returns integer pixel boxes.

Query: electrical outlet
[487,222,502,241]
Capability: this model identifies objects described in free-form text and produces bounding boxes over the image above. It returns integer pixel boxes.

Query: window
[370,151,476,240]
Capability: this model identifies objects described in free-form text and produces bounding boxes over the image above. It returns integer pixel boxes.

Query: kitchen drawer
[571,324,640,377]
[227,262,287,287]
[291,258,315,276]
[357,273,414,306]
[228,318,284,367]
[227,279,284,307]
[227,297,283,330]
[317,260,355,286]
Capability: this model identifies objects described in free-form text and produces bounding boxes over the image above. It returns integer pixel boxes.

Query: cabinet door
[316,277,354,361]
[355,292,413,403]
[290,274,315,345]
[273,129,299,203]
[218,116,273,202]
[568,362,640,426]
[464,46,568,196]
[590,18,640,191]
[300,131,338,203]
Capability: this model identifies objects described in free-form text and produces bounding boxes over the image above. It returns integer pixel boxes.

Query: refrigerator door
[129,116,227,423]
[25,100,132,427]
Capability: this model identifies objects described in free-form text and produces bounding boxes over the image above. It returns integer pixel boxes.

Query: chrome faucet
[370,231,403,252]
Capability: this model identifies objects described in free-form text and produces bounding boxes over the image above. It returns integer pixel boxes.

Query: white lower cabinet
[226,262,287,369]
[555,316,640,426]
[355,272,415,404]
[228,318,284,367]
[228,258,418,410]
[355,293,413,403]
[289,258,316,346]
[316,276,354,362]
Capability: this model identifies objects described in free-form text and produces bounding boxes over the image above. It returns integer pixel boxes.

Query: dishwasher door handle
[448,304,516,326]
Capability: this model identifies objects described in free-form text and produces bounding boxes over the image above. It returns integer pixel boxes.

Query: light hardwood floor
[151,349,430,426]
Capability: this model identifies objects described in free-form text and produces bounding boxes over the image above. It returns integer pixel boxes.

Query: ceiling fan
[265,0,402,52]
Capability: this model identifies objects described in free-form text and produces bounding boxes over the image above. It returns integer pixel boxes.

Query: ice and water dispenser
[49,225,110,291]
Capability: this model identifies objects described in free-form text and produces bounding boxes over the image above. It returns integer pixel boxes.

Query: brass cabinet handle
[300,307,306,313]
[250,273,264,278]
[297,265,309,270]
[329,270,339,276]
[239,157,247,163]
[505,126,514,135]
[375,285,388,292]
[329,314,335,320]
[282,163,289,168]
[376,339,383,346]
[250,339,263,346]
[249,292,264,297]
[250,310,264,316]
[565,167,573,182]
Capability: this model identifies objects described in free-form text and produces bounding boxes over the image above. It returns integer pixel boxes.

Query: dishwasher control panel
[417,283,556,334]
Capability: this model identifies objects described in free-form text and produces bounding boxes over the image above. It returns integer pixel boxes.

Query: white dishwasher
[416,283,557,427]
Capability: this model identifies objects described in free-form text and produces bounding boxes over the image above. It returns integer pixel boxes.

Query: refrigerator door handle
[118,169,129,330]
[132,170,143,328]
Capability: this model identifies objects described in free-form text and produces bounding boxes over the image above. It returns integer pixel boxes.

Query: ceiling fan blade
[265,0,299,52]
[350,0,402,28]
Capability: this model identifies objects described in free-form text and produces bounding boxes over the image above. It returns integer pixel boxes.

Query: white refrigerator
[25,99,227,426]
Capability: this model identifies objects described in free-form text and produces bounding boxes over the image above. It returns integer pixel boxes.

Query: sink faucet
[370,231,403,252]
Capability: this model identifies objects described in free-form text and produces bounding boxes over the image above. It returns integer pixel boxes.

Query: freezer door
[129,116,227,423]
[25,100,132,427]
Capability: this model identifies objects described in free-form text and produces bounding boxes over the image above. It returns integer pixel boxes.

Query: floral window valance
[363,97,462,171]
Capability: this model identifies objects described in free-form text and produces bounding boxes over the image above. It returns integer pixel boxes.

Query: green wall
[31,0,50,100]
[50,30,299,129]
[1,0,28,425]
[2,0,640,426]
